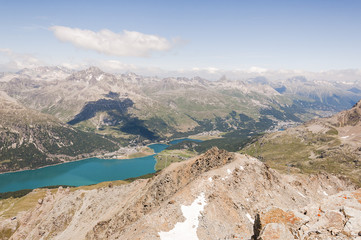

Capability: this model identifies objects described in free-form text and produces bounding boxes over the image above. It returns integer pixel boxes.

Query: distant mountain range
[1,66,360,143]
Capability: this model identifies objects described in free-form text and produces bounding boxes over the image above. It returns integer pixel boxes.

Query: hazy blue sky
[1,0,361,74]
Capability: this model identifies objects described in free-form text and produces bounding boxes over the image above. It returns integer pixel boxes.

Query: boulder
[258,223,294,240]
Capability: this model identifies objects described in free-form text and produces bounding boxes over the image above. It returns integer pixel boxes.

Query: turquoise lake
[0,138,202,193]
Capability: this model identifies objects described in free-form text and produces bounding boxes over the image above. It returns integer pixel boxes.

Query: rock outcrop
[1,148,360,240]
[334,100,361,127]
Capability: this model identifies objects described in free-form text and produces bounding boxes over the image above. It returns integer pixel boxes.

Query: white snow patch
[341,136,349,139]
[246,213,254,224]
[159,192,207,240]
[227,169,232,175]
[208,177,213,182]
[221,176,229,181]
[96,74,104,81]
[239,166,244,170]
[297,191,306,198]
[323,191,328,196]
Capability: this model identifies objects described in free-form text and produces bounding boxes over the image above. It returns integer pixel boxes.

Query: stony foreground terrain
[1,147,360,239]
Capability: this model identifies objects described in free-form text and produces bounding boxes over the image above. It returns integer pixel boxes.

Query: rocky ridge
[1,147,360,239]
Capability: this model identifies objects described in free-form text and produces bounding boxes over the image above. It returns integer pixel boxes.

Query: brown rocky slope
[1,148,361,239]
[243,99,361,186]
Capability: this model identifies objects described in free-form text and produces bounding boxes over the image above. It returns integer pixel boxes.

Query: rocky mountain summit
[1,147,360,239]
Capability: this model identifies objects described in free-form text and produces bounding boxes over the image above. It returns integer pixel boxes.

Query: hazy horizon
[1,0,361,78]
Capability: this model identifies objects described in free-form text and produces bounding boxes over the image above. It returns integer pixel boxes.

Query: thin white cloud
[2,49,361,83]
[247,66,268,73]
[0,48,43,71]
[50,26,175,57]
[98,60,137,71]
[60,59,136,73]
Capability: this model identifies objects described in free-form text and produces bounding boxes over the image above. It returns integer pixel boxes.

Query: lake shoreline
[11,137,201,174]
[0,142,167,175]
[0,138,202,193]
[0,143,170,193]
[0,135,211,175]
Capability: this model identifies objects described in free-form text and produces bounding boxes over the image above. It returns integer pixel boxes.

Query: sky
[1,0,361,77]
